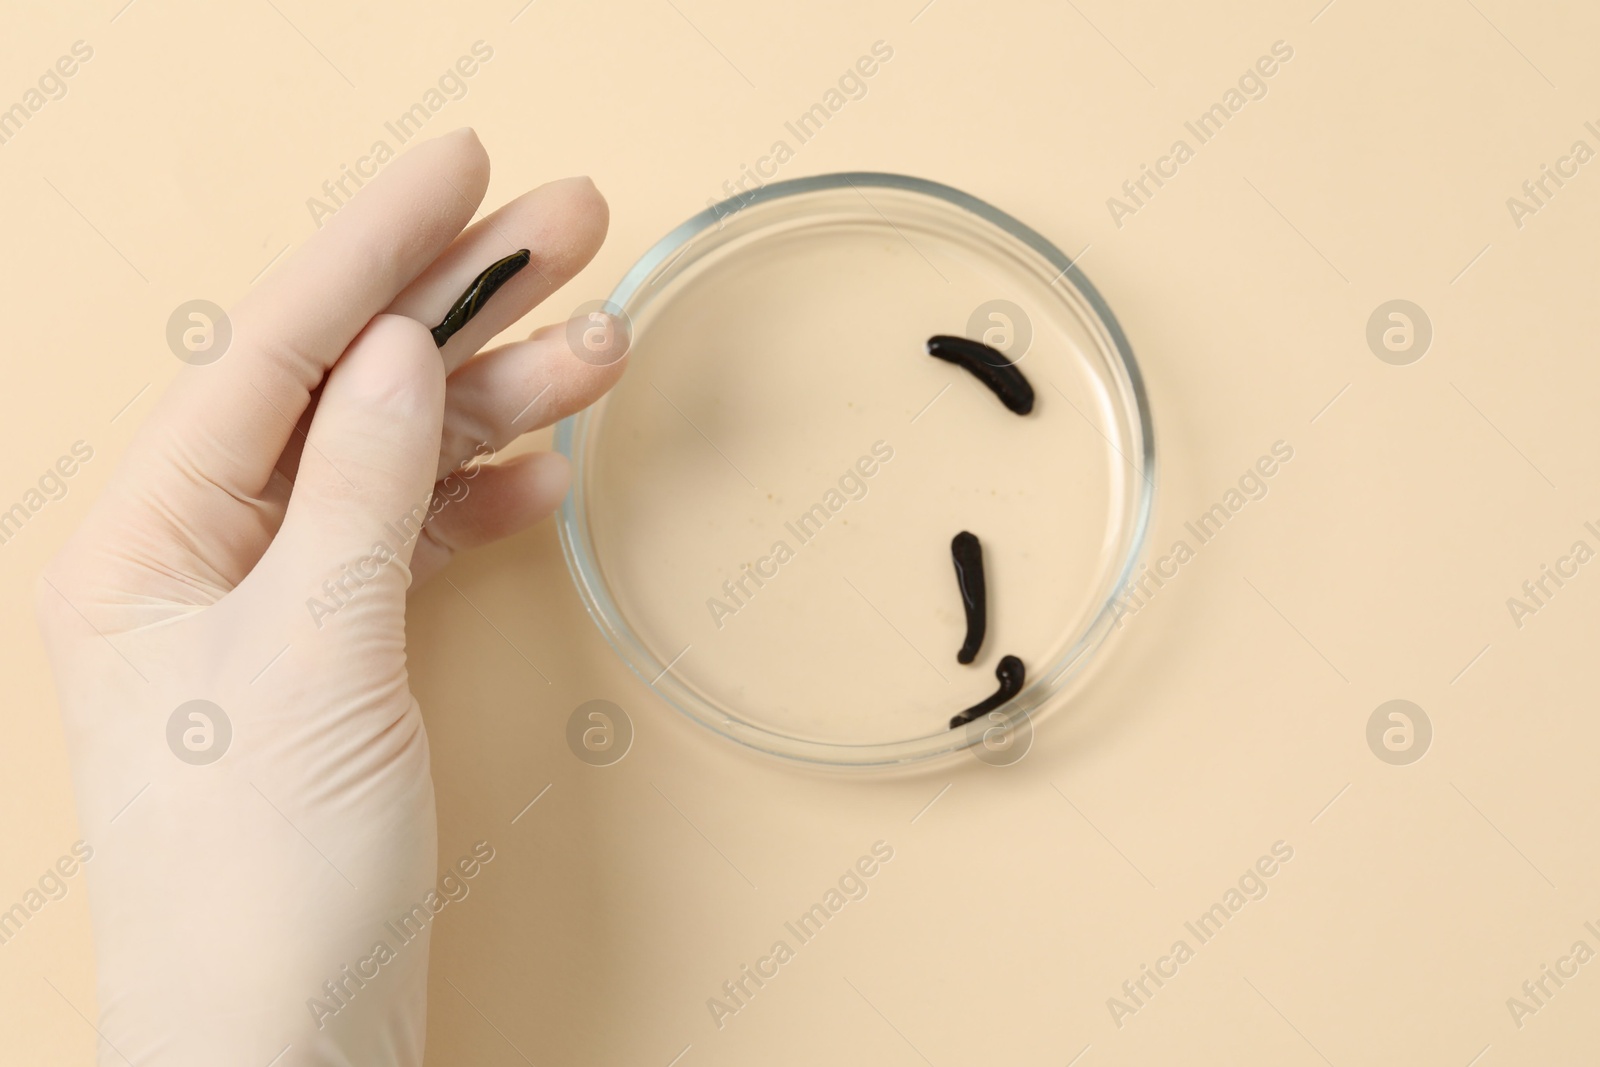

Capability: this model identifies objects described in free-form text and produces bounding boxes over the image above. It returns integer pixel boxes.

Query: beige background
[4,0,1599,1062]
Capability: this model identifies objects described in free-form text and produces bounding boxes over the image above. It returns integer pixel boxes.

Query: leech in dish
[926,334,1035,415]
[951,531,986,664]
[948,654,1025,729]
[431,249,532,348]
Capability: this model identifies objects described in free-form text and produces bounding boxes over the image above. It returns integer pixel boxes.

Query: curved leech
[948,654,1025,730]
[951,531,986,664]
[430,249,532,348]
[926,335,1034,415]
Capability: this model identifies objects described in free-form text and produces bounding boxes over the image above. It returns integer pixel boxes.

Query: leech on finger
[430,249,532,348]
[926,335,1035,415]
[948,654,1025,729]
[951,530,986,664]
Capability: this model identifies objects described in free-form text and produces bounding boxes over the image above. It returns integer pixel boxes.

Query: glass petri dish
[555,173,1153,769]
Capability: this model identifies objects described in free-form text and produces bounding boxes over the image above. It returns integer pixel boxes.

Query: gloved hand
[36,128,626,1065]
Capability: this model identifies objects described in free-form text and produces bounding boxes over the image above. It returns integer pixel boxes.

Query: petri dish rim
[555,172,1155,769]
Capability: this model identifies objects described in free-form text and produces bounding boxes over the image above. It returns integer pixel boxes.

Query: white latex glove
[37,128,627,1065]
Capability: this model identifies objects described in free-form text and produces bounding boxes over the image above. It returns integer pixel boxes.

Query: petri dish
[555,173,1153,769]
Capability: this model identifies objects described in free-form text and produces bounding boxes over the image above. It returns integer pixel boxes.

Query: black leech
[926,335,1034,415]
[948,654,1025,730]
[430,249,532,348]
[951,531,986,664]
